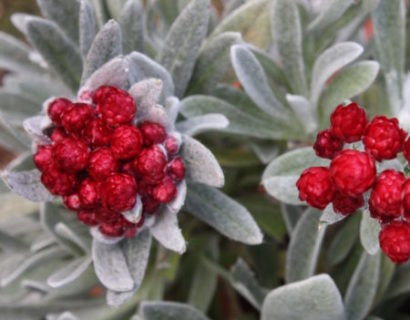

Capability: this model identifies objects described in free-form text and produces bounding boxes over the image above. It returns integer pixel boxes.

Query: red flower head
[296,167,334,210]
[330,150,376,196]
[330,102,368,143]
[313,129,343,159]
[379,221,410,263]
[332,191,364,216]
[369,170,405,221]
[363,116,407,161]
[101,174,138,212]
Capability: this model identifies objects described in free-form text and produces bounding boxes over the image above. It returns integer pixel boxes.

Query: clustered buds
[34,86,185,238]
[297,102,410,263]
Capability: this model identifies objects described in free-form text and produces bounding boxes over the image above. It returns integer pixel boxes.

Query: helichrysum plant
[0,0,410,320]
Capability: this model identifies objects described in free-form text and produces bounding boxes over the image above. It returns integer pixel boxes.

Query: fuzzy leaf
[360,209,381,255]
[185,182,263,245]
[107,290,136,307]
[210,0,271,49]
[92,240,135,292]
[385,263,410,299]
[0,91,41,125]
[120,0,144,54]
[122,230,152,291]
[320,61,380,124]
[179,95,292,140]
[140,301,210,320]
[2,170,54,202]
[127,52,174,98]
[79,57,130,96]
[81,20,122,83]
[37,0,80,43]
[344,252,381,320]
[286,94,317,134]
[328,214,360,266]
[167,180,187,213]
[231,44,288,120]
[181,135,224,187]
[23,116,52,145]
[286,208,326,283]
[25,18,82,91]
[151,210,186,254]
[188,32,241,94]
[308,0,354,32]
[262,147,329,205]
[177,114,229,136]
[373,0,406,114]
[129,79,165,121]
[272,0,307,96]
[106,0,128,20]
[320,204,345,225]
[79,0,96,58]
[261,274,345,320]
[47,257,92,288]
[231,259,267,310]
[157,0,210,97]
[0,32,43,74]
[311,42,363,108]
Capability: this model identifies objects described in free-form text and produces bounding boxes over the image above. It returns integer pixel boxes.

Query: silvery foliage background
[0,0,409,319]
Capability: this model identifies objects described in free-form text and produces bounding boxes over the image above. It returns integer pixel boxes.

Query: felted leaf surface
[176,114,229,136]
[120,0,144,54]
[150,209,186,254]
[140,301,210,320]
[25,17,82,91]
[47,257,92,288]
[308,0,354,32]
[261,274,345,320]
[79,0,96,58]
[344,252,381,320]
[92,239,135,292]
[185,182,263,245]
[181,135,224,187]
[157,0,210,97]
[2,170,54,202]
[360,209,381,255]
[286,208,326,283]
[81,20,122,84]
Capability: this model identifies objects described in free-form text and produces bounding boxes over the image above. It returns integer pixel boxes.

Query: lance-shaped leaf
[140,301,211,320]
[23,116,52,145]
[231,44,288,120]
[188,32,241,94]
[25,17,82,91]
[81,20,122,84]
[286,208,326,283]
[286,94,317,134]
[150,209,186,254]
[47,257,92,288]
[308,0,354,32]
[320,204,346,225]
[167,180,187,213]
[79,0,96,58]
[157,0,210,97]
[344,252,381,320]
[79,57,130,96]
[106,0,128,20]
[262,147,329,205]
[181,135,224,187]
[360,209,381,255]
[127,52,175,98]
[176,114,229,136]
[2,170,54,202]
[320,61,380,124]
[230,258,267,310]
[0,32,43,74]
[129,79,165,122]
[209,0,271,49]
[185,182,263,245]
[37,0,80,43]
[92,240,135,292]
[328,214,361,266]
[310,42,363,108]
[272,0,307,96]
[0,91,41,125]
[180,95,291,140]
[385,262,410,299]
[122,230,152,291]
[261,274,345,320]
[373,0,406,114]
[120,0,144,54]
[107,289,136,307]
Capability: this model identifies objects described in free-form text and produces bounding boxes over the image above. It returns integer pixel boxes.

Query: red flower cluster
[34,86,185,238]
[297,102,410,263]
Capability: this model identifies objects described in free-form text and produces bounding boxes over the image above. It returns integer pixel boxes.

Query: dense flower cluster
[297,102,410,263]
[34,86,185,238]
